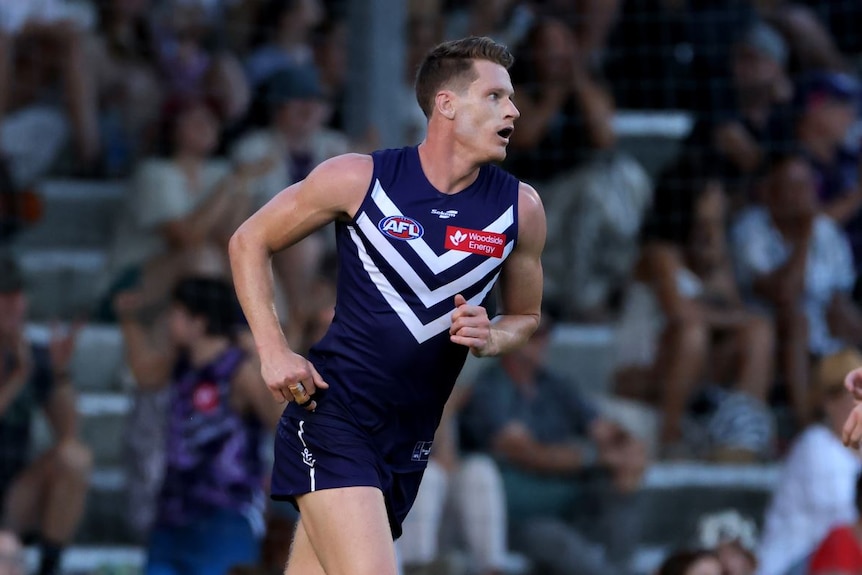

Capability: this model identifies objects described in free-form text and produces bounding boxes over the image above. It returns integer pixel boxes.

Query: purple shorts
[271,402,425,539]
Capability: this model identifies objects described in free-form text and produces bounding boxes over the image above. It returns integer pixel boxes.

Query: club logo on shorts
[379,215,424,240]
[192,382,219,413]
[412,441,433,462]
[444,226,506,258]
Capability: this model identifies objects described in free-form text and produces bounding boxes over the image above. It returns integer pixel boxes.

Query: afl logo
[379,215,424,240]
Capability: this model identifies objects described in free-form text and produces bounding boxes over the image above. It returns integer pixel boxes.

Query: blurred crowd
[2,0,862,574]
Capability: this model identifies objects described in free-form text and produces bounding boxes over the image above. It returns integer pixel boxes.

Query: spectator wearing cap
[230,64,350,351]
[755,348,862,575]
[790,71,862,274]
[684,19,792,199]
[0,253,92,575]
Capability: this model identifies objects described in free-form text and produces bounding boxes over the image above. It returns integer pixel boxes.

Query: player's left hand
[450,294,492,357]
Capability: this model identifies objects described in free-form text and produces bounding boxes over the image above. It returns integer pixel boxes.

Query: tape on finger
[288,382,317,411]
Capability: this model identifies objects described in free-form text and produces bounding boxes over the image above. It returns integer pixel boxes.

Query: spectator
[615,154,775,460]
[100,96,260,318]
[731,151,858,424]
[656,549,723,575]
[505,17,651,321]
[755,348,862,575]
[0,0,100,184]
[245,0,324,88]
[605,0,756,112]
[808,470,862,575]
[398,384,511,575]
[459,318,648,575]
[0,530,24,575]
[695,509,759,575]
[87,0,163,174]
[114,277,283,575]
[685,20,792,199]
[790,72,862,276]
[153,0,251,125]
[0,252,92,575]
[231,64,349,350]
[537,0,621,65]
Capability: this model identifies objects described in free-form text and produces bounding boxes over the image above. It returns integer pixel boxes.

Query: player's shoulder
[516,181,545,222]
[308,153,374,191]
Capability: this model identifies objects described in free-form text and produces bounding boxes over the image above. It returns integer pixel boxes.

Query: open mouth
[497,127,514,139]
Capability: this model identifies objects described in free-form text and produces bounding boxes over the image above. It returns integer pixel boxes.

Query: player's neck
[417,132,481,195]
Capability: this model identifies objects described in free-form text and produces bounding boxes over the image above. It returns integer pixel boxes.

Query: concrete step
[30,392,132,466]
[19,249,108,320]
[13,179,126,249]
[26,323,125,392]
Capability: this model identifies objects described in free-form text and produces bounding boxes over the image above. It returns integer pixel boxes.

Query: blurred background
[2,0,862,574]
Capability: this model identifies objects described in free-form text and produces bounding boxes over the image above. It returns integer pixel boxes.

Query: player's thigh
[296,485,398,575]
[284,519,326,575]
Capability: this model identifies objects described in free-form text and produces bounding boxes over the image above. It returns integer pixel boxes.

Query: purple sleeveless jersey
[303,146,520,471]
[157,346,265,529]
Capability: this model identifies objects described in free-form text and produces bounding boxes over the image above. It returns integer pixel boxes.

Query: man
[0,253,91,575]
[459,319,647,575]
[229,36,545,575]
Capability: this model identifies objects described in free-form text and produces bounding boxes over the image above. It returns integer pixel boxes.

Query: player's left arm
[451,182,545,356]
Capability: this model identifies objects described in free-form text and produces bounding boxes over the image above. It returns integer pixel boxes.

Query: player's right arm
[228,153,372,405]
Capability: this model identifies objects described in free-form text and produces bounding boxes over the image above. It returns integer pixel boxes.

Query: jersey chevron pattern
[349,179,515,343]
[307,146,519,468]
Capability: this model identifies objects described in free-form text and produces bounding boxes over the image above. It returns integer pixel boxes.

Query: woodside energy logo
[444,226,506,258]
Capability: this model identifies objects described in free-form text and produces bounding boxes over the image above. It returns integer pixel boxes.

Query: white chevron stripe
[369,180,514,274]
[348,226,500,343]
[356,212,513,307]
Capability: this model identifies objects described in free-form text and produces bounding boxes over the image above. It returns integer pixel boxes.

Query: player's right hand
[260,350,329,411]
[842,403,862,449]
[845,367,862,401]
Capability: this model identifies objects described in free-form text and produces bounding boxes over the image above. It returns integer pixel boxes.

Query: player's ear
[435,90,456,120]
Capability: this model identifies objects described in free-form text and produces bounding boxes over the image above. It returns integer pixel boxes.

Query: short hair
[414,36,514,119]
[172,277,240,338]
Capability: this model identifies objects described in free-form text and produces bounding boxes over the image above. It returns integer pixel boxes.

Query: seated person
[615,153,775,460]
[808,470,862,575]
[756,348,862,575]
[731,150,860,424]
[0,253,91,575]
[398,383,511,575]
[114,277,283,575]
[459,317,648,575]
[100,96,261,318]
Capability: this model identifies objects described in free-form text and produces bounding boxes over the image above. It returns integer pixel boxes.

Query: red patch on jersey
[193,382,220,413]
[444,226,506,258]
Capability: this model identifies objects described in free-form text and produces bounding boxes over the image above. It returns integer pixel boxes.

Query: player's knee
[666,319,708,356]
[741,315,775,353]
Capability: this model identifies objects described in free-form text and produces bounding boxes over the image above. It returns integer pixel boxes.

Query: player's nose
[508,100,520,120]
